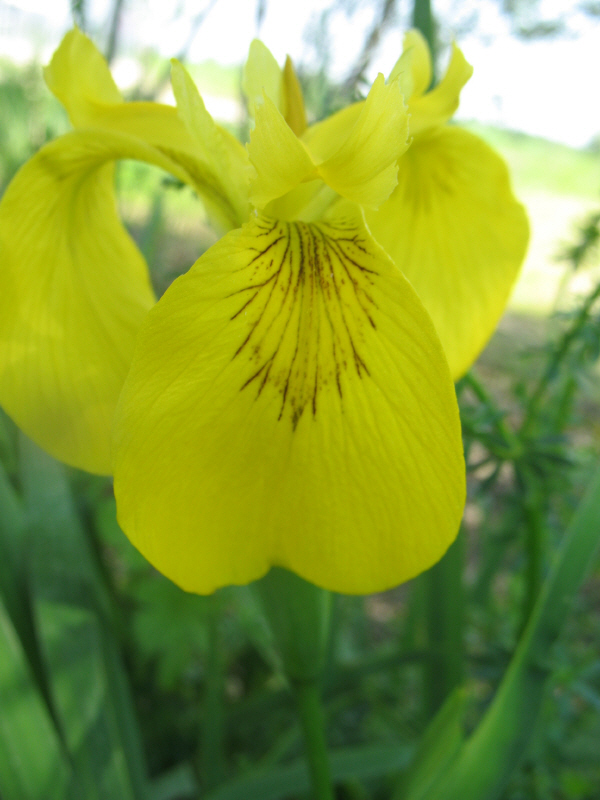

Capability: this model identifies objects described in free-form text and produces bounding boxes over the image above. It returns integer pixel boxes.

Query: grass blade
[0,596,71,800]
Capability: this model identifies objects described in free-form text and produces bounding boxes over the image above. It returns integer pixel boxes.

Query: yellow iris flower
[0,29,528,594]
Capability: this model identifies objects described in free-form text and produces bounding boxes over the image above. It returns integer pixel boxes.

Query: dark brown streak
[230,289,261,321]
[314,236,344,401]
[310,229,321,416]
[278,223,308,424]
[301,224,317,411]
[228,268,281,317]
[232,228,292,356]
[255,220,279,237]
[320,232,370,381]
[323,231,378,275]
[329,234,370,257]
[241,223,296,373]
[316,231,352,399]
[240,354,275,392]
[323,235,379,327]
[318,231,361,342]
[246,234,286,267]
[234,220,376,424]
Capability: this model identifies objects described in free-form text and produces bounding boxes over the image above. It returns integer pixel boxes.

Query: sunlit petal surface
[407,43,473,136]
[389,29,433,98]
[113,213,465,595]
[242,39,283,118]
[366,127,529,380]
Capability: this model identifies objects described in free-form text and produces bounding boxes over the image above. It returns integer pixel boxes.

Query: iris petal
[170,60,250,226]
[248,94,317,209]
[44,27,123,127]
[46,27,248,231]
[242,39,283,118]
[408,43,473,135]
[365,126,529,379]
[316,75,408,208]
[242,41,307,137]
[113,213,465,595]
[0,129,202,474]
[282,56,307,137]
[389,29,433,98]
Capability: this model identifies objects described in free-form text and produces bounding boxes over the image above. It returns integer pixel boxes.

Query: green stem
[105,0,125,64]
[461,372,522,460]
[412,0,436,77]
[518,467,545,628]
[201,601,225,791]
[293,680,335,800]
[422,531,465,718]
[521,280,600,437]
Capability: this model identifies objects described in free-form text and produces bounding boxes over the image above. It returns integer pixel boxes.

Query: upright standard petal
[170,60,250,225]
[247,94,317,209]
[316,75,408,208]
[113,214,465,595]
[365,127,529,379]
[281,56,308,137]
[44,27,123,127]
[249,74,409,213]
[388,33,472,136]
[407,43,473,136]
[242,40,308,136]
[46,28,249,231]
[0,129,199,474]
[389,28,433,98]
[242,39,283,118]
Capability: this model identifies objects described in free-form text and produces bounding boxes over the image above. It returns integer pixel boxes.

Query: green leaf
[20,436,148,800]
[400,689,466,800]
[0,457,51,707]
[149,763,199,800]
[131,575,210,691]
[206,741,413,800]
[424,463,600,800]
[0,596,70,800]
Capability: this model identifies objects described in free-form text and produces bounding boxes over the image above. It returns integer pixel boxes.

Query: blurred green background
[0,1,599,799]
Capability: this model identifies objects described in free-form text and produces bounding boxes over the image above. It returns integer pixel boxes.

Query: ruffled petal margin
[112,212,465,595]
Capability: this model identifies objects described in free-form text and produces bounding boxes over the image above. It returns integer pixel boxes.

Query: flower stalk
[293,679,335,800]
[254,567,333,798]
[422,530,465,718]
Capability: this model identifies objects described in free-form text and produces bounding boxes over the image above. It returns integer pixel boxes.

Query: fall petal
[113,213,465,594]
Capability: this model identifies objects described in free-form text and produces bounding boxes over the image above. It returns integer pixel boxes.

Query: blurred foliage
[0,62,67,191]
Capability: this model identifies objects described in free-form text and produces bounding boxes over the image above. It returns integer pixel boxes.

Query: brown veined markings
[229,218,379,428]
